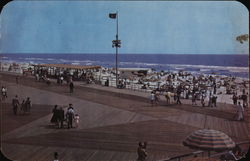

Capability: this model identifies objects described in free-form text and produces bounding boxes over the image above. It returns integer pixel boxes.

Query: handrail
[158,151,204,161]
[210,141,250,158]
[158,141,250,161]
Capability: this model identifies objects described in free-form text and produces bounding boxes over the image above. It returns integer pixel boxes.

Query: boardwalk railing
[101,76,157,93]
[158,141,250,161]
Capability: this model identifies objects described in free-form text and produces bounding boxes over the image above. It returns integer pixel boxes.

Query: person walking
[12,95,20,115]
[241,92,248,108]
[236,102,244,121]
[58,107,65,129]
[60,76,64,85]
[165,91,171,104]
[201,93,206,107]
[69,81,74,93]
[16,76,19,84]
[74,114,80,128]
[1,86,7,100]
[51,105,59,128]
[150,91,155,106]
[208,92,212,107]
[176,87,181,105]
[211,95,217,107]
[155,91,160,105]
[66,105,75,129]
[54,152,59,161]
[232,93,238,105]
[25,97,32,113]
[20,99,25,113]
[192,93,197,106]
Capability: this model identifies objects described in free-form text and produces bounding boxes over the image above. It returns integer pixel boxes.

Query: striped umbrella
[183,129,235,152]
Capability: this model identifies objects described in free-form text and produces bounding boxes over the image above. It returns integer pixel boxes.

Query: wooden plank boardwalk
[1,73,249,161]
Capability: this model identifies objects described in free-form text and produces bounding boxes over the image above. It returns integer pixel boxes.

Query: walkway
[0,73,249,161]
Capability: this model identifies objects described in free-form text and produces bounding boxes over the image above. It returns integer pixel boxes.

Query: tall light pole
[109,12,121,87]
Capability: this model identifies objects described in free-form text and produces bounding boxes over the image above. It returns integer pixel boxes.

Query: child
[150,91,155,106]
[75,114,80,128]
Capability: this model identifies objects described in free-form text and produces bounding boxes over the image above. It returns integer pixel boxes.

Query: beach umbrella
[183,129,235,157]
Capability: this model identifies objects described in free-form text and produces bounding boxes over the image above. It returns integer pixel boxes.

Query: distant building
[118,68,152,79]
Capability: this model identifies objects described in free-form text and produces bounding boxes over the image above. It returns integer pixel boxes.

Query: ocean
[1,54,249,78]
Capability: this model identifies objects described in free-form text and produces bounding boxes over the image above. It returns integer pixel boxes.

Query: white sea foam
[120,61,249,73]
[47,58,55,61]
[24,57,45,61]
[71,62,80,65]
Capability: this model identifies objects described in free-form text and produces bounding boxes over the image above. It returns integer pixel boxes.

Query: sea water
[1,53,249,78]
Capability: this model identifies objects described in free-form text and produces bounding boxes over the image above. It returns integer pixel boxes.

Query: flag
[109,13,117,19]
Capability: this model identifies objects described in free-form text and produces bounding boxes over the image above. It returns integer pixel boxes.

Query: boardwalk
[0,73,249,161]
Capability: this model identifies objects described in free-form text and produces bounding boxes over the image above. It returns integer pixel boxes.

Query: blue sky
[0,1,249,54]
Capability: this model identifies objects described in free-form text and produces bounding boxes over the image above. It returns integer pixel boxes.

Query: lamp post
[109,12,121,87]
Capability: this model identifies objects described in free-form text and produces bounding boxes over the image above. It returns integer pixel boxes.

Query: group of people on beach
[50,103,79,129]
[12,95,32,115]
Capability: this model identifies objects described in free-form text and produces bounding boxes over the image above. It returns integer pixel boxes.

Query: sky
[0,1,249,54]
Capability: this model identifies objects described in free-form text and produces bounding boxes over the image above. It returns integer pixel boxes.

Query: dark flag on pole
[109,13,117,19]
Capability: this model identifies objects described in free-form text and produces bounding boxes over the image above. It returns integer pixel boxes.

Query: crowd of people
[148,84,248,122]
[12,95,32,115]
[50,103,79,129]
[34,71,76,94]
